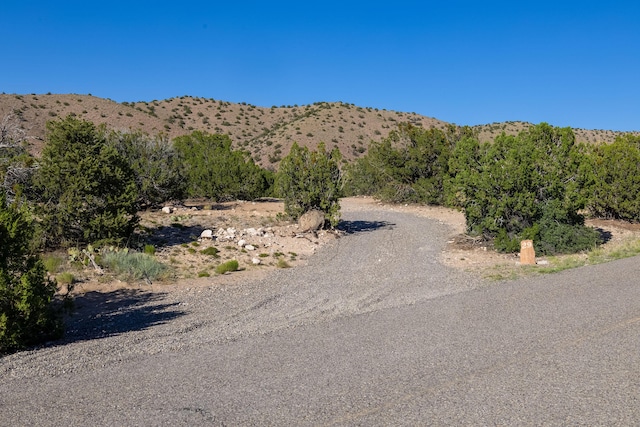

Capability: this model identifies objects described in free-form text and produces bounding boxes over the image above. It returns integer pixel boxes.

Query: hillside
[1,93,636,168]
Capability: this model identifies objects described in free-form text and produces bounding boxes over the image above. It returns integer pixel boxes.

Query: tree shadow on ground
[337,219,395,234]
[144,224,205,247]
[58,289,185,345]
[594,227,613,244]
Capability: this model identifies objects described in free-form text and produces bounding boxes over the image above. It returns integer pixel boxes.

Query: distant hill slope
[1,93,636,168]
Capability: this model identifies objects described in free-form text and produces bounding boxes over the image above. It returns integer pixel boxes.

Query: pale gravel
[3,201,640,426]
[0,201,481,381]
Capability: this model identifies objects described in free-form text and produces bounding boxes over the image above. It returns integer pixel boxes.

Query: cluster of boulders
[158,205,329,268]
[199,226,275,242]
[161,205,197,214]
[196,227,279,266]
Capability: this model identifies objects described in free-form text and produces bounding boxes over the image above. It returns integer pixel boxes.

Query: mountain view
[1,93,634,168]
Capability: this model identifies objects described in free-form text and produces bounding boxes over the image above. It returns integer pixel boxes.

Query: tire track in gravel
[0,201,481,380]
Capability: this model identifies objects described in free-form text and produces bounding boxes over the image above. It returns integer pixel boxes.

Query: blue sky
[1,1,639,130]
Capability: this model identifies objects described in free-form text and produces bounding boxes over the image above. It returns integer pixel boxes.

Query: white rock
[251,257,261,265]
[200,229,213,239]
[161,206,172,214]
[245,227,261,236]
[245,244,256,251]
[237,239,247,247]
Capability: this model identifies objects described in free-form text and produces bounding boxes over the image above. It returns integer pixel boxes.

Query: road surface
[2,203,639,425]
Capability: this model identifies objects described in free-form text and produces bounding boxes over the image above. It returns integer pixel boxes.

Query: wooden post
[520,240,536,265]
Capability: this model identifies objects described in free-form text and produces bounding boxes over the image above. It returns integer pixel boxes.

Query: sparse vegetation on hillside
[1,94,637,171]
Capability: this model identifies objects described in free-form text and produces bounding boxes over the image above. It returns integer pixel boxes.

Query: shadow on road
[59,289,185,345]
[338,219,395,234]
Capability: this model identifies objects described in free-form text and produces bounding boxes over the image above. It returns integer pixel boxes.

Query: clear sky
[1,1,639,130]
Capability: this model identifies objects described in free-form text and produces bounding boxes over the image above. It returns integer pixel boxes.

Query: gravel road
[2,201,640,425]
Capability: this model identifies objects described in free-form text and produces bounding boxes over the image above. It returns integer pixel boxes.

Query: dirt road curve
[2,201,640,425]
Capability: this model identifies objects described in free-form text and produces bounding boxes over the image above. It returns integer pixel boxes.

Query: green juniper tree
[0,192,62,354]
[344,123,466,204]
[275,142,342,227]
[584,134,640,222]
[33,116,139,247]
[173,131,271,201]
[449,123,600,254]
[107,130,186,208]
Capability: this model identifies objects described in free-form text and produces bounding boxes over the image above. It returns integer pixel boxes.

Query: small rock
[238,239,247,247]
[245,244,256,251]
[251,257,261,265]
[161,206,172,214]
[200,229,213,239]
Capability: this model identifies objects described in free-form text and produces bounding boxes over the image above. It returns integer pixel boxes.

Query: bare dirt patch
[67,199,340,294]
[61,197,640,295]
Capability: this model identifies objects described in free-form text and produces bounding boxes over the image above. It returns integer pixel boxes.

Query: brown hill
[1,93,636,168]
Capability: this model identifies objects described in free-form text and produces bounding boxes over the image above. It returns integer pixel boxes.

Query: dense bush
[275,142,342,227]
[344,124,467,204]
[583,134,640,221]
[449,123,599,254]
[173,131,271,201]
[107,130,186,208]
[33,116,139,247]
[0,193,62,354]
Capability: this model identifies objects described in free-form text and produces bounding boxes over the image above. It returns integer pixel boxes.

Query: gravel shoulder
[2,199,640,425]
[0,198,481,380]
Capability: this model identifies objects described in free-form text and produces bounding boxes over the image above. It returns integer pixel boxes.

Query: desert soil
[65,197,640,296]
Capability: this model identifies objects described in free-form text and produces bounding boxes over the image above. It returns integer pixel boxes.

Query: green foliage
[200,247,220,257]
[215,259,239,274]
[33,116,139,248]
[449,123,599,254]
[56,272,75,285]
[43,255,63,273]
[276,258,291,268]
[0,193,62,354]
[583,134,640,221]
[143,244,156,255]
[101,250,167,283]
[173,131,271,201]
[275,142,342,227]
[344,124,466,204]
[107,131,186,207]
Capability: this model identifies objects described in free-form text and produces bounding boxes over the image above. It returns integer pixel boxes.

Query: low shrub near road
[102,250,167,283]
[215,259,239,274]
